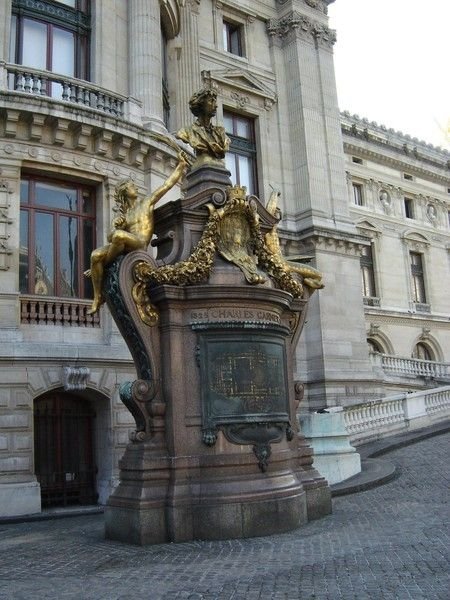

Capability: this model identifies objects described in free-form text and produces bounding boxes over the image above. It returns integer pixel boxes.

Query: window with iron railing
[10,0,90,97]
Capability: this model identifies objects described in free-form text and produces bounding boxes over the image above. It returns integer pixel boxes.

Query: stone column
[174,0,202,129]
[268,7,377,409]
[128,0,165,132]
[0,0,12,64]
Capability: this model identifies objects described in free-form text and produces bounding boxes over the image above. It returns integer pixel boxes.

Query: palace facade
[0,0,448,517]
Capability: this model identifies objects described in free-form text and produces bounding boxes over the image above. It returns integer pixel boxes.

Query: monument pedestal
[104,165,331,544]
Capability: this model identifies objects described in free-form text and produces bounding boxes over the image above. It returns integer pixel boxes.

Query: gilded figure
[84,152,189,314]
[176,88,230,165]
[265,190,324,290]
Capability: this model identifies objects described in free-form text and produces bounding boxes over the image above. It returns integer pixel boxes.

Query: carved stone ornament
[63,366,90,391]
[379,189,392,214]
[426,203,438,224]
[267,11,336,46]
[103,255,163,442]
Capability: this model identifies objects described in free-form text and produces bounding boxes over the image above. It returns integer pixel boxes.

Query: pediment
[402,230,430,243]
[202,69,277,104]
[401,229,430,249]
[356,219,382,237]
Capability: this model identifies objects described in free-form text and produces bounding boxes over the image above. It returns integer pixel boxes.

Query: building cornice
[267,11,336,47]
[0,98,182,176]
[363,310,450,329]
[276,0,332,15]
[343,141,450,186]
[341,112,450,171]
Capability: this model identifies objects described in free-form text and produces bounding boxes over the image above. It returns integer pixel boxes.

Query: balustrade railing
[4,63,126,118]
[20,296,100,327]
[377,354,450,380]
[342,386,450,443]
[344,396,404,438]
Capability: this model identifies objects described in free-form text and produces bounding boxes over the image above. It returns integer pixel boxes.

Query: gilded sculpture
[84,151,189,314]
[131,184,317,326]
[176,88,230,166]
[88,87,323,323]
[264,189,324,290]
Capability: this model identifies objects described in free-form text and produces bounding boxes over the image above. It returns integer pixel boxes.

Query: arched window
[412,343,434,361]
[367,338,383,353]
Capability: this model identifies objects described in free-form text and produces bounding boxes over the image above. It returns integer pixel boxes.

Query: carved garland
[133,190,304,326]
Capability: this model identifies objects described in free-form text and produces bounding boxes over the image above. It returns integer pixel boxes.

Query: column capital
[267,11,336,47]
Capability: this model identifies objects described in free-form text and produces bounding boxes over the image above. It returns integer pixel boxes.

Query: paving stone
[0,432,448,599]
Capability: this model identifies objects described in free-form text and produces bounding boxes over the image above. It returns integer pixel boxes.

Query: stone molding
[293,229,367,257]
[267,12,336,47]
[62,366,91,391]
[160,0,185,37]
[215,1,260,21]
[344,141,450,186]
[0,106,179,176]
[0,181,13,271]
[364,313,450,329]
[401,230,431,252]
[355,219,382,240]
[18,363,131,401]
[276,0,331,15]
[202,68,277,111]
[342,113,450,171]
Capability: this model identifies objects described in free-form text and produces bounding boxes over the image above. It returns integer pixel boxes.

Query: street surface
[0,433,448,599]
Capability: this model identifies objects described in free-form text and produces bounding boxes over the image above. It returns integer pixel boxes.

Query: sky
[328,0,450,150]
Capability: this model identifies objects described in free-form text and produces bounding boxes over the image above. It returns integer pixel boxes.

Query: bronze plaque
[198,331,290,432]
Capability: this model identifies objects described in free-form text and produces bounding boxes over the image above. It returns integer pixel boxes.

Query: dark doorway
[34,392,98,508]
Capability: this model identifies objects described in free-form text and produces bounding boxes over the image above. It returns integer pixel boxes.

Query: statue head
[189,88,218,118]
[114,179,138,212]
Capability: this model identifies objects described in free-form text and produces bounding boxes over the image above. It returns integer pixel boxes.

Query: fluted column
[128,0,165,131]
[174,0,202,129]
[0,0,12,63]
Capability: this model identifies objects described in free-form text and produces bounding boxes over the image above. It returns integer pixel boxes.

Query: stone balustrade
[20,296,100,327]
[2,62,130,119]
[342,386,450,444]
[372,353,450,380]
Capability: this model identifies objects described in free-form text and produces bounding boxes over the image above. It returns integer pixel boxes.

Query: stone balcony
[0,61,146,129]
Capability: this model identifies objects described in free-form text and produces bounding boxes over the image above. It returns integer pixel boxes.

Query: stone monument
[86,89,331,544]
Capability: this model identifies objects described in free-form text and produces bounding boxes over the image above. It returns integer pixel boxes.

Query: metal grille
[34,394,97,508]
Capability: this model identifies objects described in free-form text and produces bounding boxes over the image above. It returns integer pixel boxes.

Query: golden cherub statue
[84,151,189,314]
[265,189,324,290]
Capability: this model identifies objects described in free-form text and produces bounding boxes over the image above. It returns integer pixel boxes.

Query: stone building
[0,0,448,518]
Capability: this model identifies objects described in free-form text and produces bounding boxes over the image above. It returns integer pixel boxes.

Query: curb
[330,420,450,497]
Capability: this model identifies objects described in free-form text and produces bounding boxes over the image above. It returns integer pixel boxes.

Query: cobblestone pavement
[0,433,449,600]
